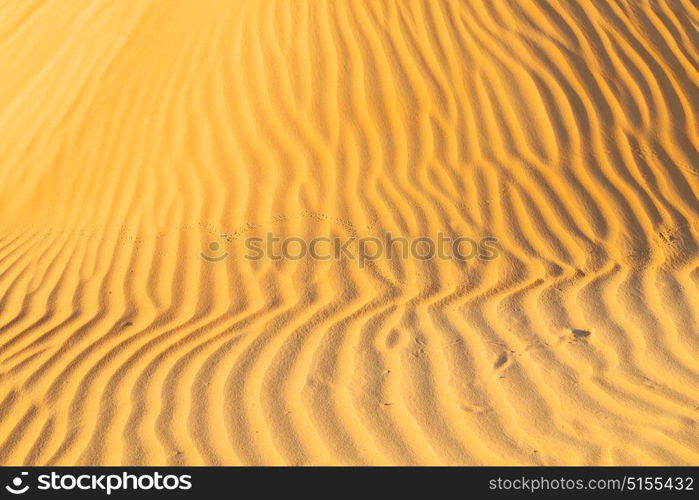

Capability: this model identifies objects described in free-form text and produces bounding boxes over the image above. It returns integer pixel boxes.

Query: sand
[0,0,697,465]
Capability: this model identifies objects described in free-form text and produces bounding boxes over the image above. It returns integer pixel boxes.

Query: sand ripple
[0,0,697,465]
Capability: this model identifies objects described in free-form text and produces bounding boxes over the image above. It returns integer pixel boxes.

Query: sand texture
[0,0,697,465]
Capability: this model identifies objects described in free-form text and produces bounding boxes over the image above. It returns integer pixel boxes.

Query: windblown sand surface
[0,0,697,465]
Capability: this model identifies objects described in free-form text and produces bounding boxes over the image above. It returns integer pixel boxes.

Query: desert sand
[0,0,697,465]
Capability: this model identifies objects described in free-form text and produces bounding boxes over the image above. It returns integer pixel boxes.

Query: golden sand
[0,0,697,465]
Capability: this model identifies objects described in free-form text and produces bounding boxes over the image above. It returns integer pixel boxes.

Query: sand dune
[0,0,697,465]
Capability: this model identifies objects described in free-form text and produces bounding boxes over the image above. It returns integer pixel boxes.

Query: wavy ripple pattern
[0,0,697,465]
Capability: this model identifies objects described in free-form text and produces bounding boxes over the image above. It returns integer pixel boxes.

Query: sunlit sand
[0,0,697,465]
